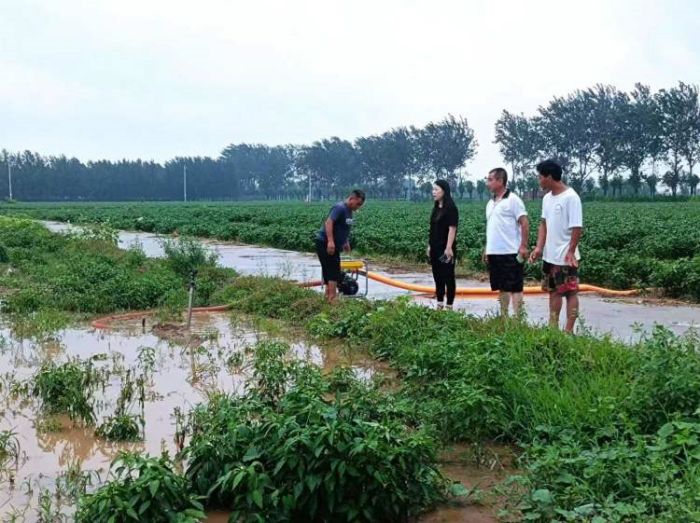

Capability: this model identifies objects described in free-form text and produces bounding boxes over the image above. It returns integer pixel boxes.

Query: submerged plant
[95,369,145,441]
[162,236,219,279]
[32,359,103,424]
[95,413,142,442]
[0,429,19,477]
[9,309,70,341]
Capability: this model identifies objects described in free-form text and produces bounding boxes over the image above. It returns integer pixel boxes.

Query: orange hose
[363,271,637,297]
[91,304,232,330]
[299,280,323,288]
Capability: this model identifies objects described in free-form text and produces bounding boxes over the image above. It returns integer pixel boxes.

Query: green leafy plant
[96,369,145,441]
[32,359,103,424]
[75,453,205,523]
[185,341,449,521]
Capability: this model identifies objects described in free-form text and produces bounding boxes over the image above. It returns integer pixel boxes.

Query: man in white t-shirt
[483,168,529,317]
[529,160,583,333]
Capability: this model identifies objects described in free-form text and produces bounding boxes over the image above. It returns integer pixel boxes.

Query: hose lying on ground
[361,271,638,297]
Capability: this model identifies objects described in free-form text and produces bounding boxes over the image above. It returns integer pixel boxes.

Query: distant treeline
[0,115,476,201]
[3,82,700,201]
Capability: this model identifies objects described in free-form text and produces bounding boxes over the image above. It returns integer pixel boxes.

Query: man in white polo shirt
[529,159,583,333]
[483,167,530,317]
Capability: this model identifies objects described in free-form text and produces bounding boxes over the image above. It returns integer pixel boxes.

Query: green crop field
[2,199,699,299]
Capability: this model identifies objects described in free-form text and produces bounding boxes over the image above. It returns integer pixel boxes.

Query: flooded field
[42,222,700,341]
[0,312,380,520]
[8,220,694,521]
[0,310,508,522]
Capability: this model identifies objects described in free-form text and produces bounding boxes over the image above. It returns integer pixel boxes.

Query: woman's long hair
[431,179,457,222]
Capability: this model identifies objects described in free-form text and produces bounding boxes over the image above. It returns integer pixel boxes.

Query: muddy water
[0,312,377,520]
[0,310,502,522]
[43,221,699,341]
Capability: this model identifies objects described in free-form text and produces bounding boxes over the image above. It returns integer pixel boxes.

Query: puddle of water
[0,312,377,519]
[421,444,516,523]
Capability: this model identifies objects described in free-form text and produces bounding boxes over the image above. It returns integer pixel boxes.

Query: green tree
[494,110,541,184]
[356,127,416,198]
[599,174,611,197]
[465,180,475,199]
[296,138,360,199]
[645,173,659,196]
[611,174,624,197]
[537,90,597,192]
[662,170,681,196]
[417,114,477,184]
[476,179,487,200]
[657,83,700,195]
[618,84,663,195]
[588,84,626,194]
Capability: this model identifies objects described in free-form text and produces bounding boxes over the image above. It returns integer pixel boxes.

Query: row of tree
[4,81,700,201]
[495,82,700,196]
[0,115,477,201]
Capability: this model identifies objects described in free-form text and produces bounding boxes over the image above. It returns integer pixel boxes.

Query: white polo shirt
[485,190,528,255]
[541,188,583,265]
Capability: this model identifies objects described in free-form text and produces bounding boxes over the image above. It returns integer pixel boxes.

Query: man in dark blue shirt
[316,189,366,302]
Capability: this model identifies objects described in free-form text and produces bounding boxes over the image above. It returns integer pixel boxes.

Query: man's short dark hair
[350,189,366,201]
[489,168,508,186]
[536,160,563,181]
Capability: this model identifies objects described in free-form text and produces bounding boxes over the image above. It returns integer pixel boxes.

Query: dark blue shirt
[317,202,353,247]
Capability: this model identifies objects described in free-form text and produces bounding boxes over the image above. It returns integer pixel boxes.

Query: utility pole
[7,161,12,201]
[183,165,187,202]
[308,173,312,202]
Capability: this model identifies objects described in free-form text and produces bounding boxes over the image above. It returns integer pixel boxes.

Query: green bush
[185,341,449,522]
[226,282,700,519]
[32,359,102,424]
[625,327,700,433]
[512,420,700,521]
[162,236,219,279]
[95,414,142,442]
[75,453,205,523]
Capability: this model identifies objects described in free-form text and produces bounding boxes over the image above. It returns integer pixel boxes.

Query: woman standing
[426,179,459,309]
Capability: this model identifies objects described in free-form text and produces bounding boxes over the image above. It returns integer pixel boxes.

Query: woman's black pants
[430,251,456,305]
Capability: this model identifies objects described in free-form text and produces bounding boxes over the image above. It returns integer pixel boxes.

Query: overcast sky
[1,0,699,179]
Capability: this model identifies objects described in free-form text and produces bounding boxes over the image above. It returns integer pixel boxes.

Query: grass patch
[0,216,235,314]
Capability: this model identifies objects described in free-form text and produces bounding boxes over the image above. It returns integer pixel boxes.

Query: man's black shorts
[487,254,524,292]
[316,240,341,284]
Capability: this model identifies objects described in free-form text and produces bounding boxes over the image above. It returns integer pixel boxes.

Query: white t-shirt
[541,188,583,265]
[485,191,528,255]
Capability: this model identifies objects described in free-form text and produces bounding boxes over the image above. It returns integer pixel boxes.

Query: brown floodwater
[0,312,378,520]
[0,311,510,522]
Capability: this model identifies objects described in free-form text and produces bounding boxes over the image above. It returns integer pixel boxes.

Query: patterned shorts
[542,261,579,295]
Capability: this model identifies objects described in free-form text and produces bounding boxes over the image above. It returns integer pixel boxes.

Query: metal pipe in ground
[186,269,197,330]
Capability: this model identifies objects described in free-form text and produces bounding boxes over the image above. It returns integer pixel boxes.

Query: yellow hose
[363,271,637,297]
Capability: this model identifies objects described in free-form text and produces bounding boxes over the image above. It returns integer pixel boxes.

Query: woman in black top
[426,179,459,309]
